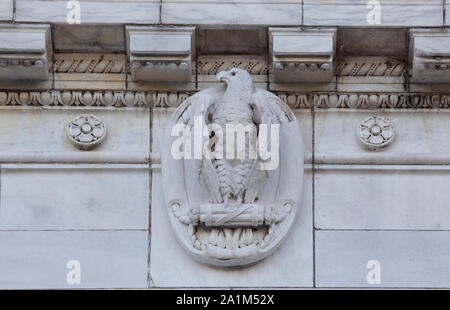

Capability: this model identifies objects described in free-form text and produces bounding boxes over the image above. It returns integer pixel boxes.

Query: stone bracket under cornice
[0,24,53,82]
[126,26,196,84]
[269,27,337,84]
[410,29,450,84]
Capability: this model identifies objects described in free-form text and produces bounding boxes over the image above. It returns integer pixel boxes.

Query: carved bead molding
[358,116,394,151]
[410,29,450,83]
[161,69,304,266]
[0,24,52,81]
[269,28,337,83]
[66,115,106,151]
[126,26,195,83]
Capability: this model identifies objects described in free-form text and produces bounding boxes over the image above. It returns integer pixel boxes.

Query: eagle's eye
[231,71,236,76]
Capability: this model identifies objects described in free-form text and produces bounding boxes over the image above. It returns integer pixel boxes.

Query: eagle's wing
[244,89,295,203]
[183,93,223,204]
[250,89,294,125]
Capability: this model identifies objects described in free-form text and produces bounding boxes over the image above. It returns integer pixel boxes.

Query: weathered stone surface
[270,28,336,83]
[0,0,449,290]
[0,165,149,230]
[16,0,160,24]
[0,231,148,289]
[315,166,450,230]
[0,24,52,81]
[0,0,13,21]
[314,110,450,165]
[316,231,450,288]
[410,29,450,84]
[53,25,126,53]
[0,107,149,163]
[126,26,195,83]
[162,0,302,25]
[304,0,443,26]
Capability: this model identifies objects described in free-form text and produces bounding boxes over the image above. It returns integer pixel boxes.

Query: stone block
[410,29,450,84]
[0,24,52,81]
[126,26,195,83]
[0,231,148,288]
[269,28,336,83]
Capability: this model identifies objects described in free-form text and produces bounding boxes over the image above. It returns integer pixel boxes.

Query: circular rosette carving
[161,68,304,267]
[358,115,394,150]
[66,114,106,150]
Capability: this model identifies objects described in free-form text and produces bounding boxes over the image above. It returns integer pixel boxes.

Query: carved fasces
[161,68,304,267]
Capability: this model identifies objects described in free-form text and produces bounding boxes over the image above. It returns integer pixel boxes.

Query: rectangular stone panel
[16,0,160,24]
[314,110,450,165]
[0,0,13,21]
[162,0,302,25]
[304,0,443,26]
[316,231,450,288]
[0,165,149,230]
[447,3,450,26]
[315,165,450,230]
[0,107,149,163]
[0,231,148,289]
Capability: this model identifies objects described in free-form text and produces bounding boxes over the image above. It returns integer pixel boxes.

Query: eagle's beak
[216,71,229,83]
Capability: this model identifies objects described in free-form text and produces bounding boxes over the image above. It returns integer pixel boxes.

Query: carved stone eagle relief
[161,68,304,267]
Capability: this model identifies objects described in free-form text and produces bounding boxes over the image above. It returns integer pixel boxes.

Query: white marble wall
[161,0,302,25]
[0,0,13,21]
[304,0,444,26]
[313,109,450,288]
[1,0,450,290]
[8,0,449,26]
[316,231,450,288]
[0,107,150,289]
[0,231,148,289]
[16,0,160,24]
[0,105,450,288]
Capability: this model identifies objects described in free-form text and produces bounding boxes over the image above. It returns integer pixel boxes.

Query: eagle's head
[216,68,254,92]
